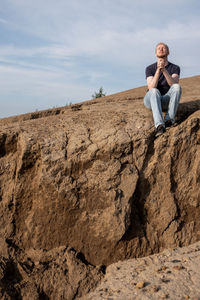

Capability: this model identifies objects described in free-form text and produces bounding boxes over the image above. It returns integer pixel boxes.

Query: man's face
[156,44,169,58]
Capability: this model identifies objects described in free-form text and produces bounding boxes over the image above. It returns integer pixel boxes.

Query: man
[144,42,181,137]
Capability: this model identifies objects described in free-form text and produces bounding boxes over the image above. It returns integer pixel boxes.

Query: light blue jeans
[144,84,182,128]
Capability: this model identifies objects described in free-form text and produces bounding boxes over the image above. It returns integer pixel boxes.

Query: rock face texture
[0,75,200,299]
[0,245,103,300]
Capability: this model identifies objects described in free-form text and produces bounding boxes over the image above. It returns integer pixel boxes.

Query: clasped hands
[157,58,166,72]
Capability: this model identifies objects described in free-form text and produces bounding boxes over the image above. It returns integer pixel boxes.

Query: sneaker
[155,125,166,137]
[165,120,173,128]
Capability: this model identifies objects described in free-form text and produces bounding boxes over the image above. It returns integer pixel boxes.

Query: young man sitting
[144,42,181,137]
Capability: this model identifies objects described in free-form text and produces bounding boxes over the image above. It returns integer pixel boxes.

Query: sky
[0,0,200,118]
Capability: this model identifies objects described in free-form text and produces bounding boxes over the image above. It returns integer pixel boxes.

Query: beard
[157,54,168,58]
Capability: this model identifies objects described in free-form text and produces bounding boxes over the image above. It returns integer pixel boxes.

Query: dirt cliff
[0,75,200,299]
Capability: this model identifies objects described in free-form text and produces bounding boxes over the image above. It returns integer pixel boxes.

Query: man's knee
[149,88,161,95]
[171,83,181,93]
[144,88,161,109]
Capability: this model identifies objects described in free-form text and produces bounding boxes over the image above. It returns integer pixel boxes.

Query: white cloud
[2,17,200,68]
[0,0,200,117]
[2,1,200,66]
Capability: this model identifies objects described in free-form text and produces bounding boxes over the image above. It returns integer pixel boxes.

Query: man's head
[155,43,169,58]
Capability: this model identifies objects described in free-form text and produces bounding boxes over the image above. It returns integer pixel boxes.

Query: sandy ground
[84,241,200,300]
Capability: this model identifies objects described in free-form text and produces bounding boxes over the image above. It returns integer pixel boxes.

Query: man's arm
[160,57,180,85]
[162,69,179,85]
[146,60,163,90]
[147,70,160,90]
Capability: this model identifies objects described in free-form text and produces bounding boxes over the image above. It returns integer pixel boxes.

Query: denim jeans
[144,84,182,128]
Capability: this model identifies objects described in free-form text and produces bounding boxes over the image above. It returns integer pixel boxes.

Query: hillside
[0,75,200,299]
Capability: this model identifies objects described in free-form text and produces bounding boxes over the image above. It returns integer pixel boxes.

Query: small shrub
[92,87,106,99]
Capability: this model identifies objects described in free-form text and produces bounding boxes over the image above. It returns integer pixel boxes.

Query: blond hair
[155,42,169,54]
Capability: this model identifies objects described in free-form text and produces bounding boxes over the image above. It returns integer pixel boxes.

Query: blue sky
[0,0,200,118]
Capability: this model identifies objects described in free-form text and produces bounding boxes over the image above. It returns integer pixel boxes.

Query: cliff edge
[0,75,200,299]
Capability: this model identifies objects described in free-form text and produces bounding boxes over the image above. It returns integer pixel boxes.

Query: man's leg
[144,88,165,128]
[162,84,182,123]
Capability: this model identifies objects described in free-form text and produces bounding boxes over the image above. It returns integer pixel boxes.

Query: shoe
[155,125,166,137]
[165,120,173,128]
